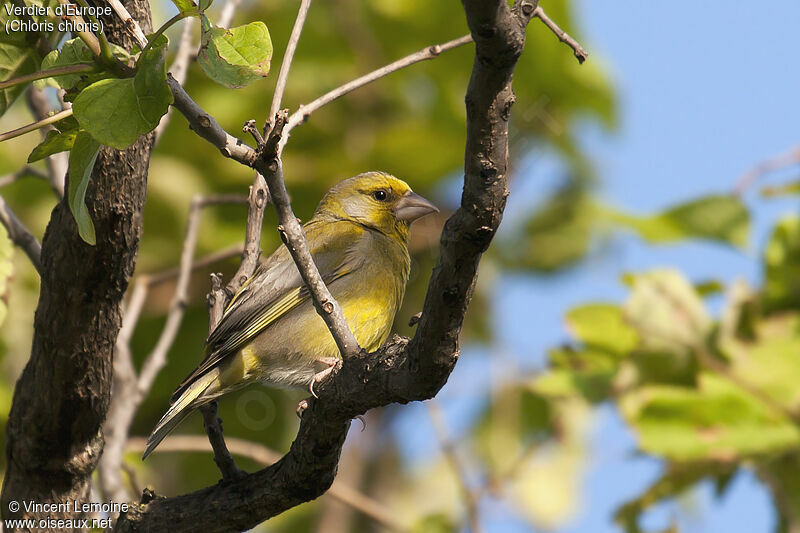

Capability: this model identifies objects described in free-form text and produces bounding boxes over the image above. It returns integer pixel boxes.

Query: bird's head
[314,172,439,242]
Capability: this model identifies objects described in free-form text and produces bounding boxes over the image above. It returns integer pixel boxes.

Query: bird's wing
[170,219,365,402]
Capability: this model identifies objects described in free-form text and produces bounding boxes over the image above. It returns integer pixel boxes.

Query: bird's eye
[372,189,388,201]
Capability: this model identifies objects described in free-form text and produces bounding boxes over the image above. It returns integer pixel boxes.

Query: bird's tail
[142,370,218,460]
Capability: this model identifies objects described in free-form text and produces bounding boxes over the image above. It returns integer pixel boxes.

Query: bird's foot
[296,399,309,418]
[309,357,339,399]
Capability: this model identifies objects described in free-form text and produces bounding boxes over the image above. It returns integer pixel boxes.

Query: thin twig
[57,0,101,56]
[0,195,42,273]
[200,402,242,480]
[428,401,483,533]
[0,109,73,143]
[281,34,473,148]
[734,145,800,194]
[533,4,588,64]
[264,0,312,135]
[0,64,95,91]
[199,184,267,481]
[155,16,197,142]
[146,244,243,286]
[126,435,409,532]
[137,195,206,393]
[27,88,67,198]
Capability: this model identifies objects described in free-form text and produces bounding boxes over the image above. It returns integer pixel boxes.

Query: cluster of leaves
[499,188,749,272]
[0,0,273,243]
[511,202,800,531]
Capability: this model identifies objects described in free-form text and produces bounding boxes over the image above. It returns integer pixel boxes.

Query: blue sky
[392,2,800,532]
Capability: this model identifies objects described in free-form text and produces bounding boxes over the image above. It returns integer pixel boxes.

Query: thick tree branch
[1,0,156,522]
[116,0,541,529]
[125,435,408,532]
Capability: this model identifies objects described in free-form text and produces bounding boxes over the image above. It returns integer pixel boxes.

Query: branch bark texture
[115,0,535,530]
[1,0,155,523]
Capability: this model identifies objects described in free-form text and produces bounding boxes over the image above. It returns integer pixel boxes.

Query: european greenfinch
[143,172,438,459]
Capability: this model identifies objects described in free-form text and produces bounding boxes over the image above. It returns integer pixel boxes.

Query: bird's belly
[243,278,400,389]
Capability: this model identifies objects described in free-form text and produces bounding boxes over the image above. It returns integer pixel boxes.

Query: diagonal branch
[252,114,361,357]
[282,34,473,146]
[126,435,409,532]
[265,0,312,135]
[532,2,588,64]
[0,195,42,273]
[734,144,800,194]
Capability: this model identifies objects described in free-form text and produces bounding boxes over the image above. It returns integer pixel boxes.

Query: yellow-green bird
[142,172,438,459]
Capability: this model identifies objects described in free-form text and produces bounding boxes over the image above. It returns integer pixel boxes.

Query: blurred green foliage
[529,253,800,530]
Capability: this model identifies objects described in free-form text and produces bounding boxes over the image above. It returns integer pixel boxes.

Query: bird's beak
[394,191,439,222]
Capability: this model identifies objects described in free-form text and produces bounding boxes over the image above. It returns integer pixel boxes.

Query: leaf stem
[0,109,74,143]
[72,0,117,66]
[0,64,96,90]
[138,10,199,63]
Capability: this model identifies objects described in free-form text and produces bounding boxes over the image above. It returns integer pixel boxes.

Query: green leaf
[694,279,725,297]
[601,195,750,248]
[763,216,800,313]
[170,0,198,13]
[723,314,800,411]
[34,38,128,93]
[0,224,13,327]
[73,36,172,149]
[198,17,273,88]
[620,373,800,461]
[565,303,638,354]
[757,454,800,528]
[0,42,40,117]
[198,0,213,11]
[623,269,712,354]
[67,132,101,245]
[532,369,615,403]
[411,514,456,533]
[28,128,78,163]
[614,463,736,533]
